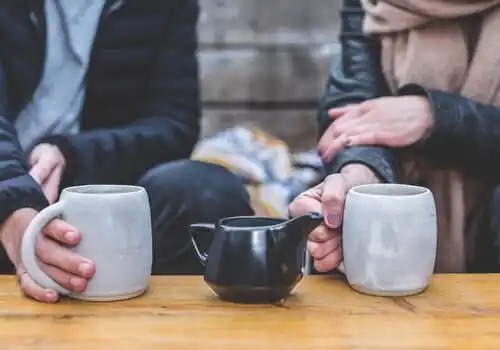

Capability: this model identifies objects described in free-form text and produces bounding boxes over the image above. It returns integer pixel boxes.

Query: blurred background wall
[198,0,342,151]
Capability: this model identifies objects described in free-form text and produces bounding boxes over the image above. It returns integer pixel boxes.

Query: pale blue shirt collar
[15,0,108,151]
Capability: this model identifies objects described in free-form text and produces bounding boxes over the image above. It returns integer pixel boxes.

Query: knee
[138,160,252,214]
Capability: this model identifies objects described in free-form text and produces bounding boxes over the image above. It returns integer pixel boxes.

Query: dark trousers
[0,160,254,275]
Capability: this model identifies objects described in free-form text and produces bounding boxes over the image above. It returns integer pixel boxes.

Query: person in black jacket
[0,0,252,303]
[289,0,500,274]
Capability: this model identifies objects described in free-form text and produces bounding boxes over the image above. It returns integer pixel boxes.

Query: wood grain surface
[2,275,499,349]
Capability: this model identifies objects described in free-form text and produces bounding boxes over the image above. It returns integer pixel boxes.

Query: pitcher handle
[189,224,215,266]
[21,202,70,294]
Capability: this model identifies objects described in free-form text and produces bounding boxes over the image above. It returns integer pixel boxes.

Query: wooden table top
[1,274,500,349]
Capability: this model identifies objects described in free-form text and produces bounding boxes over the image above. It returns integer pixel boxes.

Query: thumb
[321,174,351,229]
[17,265,59,303]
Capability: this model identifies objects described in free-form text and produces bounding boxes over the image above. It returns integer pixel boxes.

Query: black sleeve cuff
[325,146,398,183]
[398,83,462,162]
[0,175,48,223]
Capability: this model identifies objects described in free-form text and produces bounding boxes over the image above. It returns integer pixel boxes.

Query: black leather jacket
[320,0,500,183]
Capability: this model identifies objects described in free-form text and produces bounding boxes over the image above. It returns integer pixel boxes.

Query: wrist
[416,96,435,142]
[0,208,37,263]
[397,84,435,144]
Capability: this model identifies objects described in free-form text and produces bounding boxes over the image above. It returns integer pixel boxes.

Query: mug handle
[189,224,215,266]
[21,202,70,294]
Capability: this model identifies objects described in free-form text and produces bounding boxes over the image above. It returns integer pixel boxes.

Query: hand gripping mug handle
[21,202,70,294]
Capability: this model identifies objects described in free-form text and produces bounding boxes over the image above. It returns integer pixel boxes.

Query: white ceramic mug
[21,185,153,301]
[339,183,437,297]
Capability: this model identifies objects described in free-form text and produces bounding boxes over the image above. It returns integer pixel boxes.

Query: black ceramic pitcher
[190,212,323,303]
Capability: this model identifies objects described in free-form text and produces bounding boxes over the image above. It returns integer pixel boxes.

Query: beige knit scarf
[361,0,500,272]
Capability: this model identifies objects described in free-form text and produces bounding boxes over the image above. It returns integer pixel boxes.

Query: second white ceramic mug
[339,183,437,296]
[21,185,153,301]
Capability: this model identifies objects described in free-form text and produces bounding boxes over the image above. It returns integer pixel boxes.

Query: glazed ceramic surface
[190,213,323,303]
[341,184,437,296]
[21,185,152,301]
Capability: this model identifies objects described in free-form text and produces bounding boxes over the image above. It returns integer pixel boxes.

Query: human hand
[318,96,434,163]
[289,164,380,272]
[0,208,95,303]
[29,143,66,204]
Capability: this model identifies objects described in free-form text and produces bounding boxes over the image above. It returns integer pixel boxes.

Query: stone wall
[198,0,342,151]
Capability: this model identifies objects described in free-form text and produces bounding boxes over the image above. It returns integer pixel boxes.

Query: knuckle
[330,122,340,133]
[321,189,343,208]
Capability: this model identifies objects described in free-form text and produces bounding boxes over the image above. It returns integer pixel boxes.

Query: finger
[17,268,59,303]
[38,260,88,293]
[42,166,63,204]
[337,123,379,143]
[327,104,358,119]
[308,235,341,260]
[321,174,349,229]
[288,188,322,218]
[320,107,366,157]
[314,249,343,273]
[43,219,80,246]
[328,103,366,120]
[308,225,337,243]
[317,123,338,155]
[320,133,349,163]
[36,234,95,279]
[328,112,373,136]
[319,108,363,152]
[346,132,393,148]
[29,157,58,185]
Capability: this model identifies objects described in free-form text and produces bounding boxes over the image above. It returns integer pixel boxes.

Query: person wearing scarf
[290,0,500,274]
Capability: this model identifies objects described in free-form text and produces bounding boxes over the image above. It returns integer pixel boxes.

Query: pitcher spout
[272,212,324,251]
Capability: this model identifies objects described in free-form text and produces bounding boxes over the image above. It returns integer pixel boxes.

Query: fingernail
[326,214,341,228]
[46,291,57,299]
[78,262,93,276]
[64,231,78,242]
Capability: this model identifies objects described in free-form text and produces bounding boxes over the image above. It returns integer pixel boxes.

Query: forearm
[319,0,397,182]
[0,117,48,223]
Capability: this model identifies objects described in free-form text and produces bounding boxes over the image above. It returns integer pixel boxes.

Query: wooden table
[1,275,500,349]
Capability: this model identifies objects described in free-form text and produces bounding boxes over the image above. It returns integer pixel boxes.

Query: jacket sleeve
[0,61,48,223]
[41,0,200,185]
[319,0,398,183]
[400,84,500,180]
